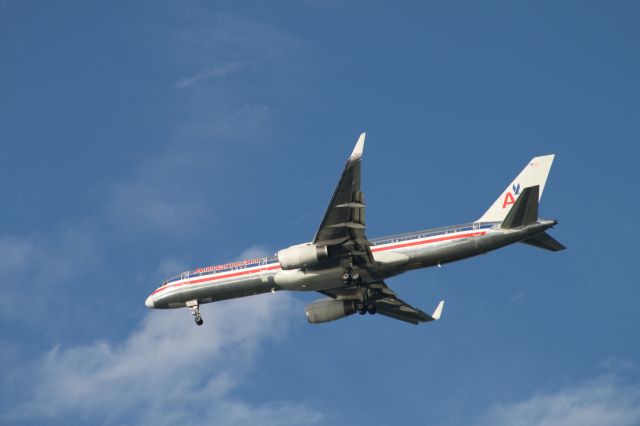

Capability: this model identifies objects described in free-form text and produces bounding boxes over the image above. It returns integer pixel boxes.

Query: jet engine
[277,243,328,270]
[305,299,356,324]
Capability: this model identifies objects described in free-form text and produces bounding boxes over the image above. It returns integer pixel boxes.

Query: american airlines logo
[502,182,521,209]
[512,183,521,195]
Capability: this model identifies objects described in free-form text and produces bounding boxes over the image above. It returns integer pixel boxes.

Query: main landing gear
[355,302,377,315]
[343,267,376,316]
[355,281,377,316]
[341,270,360,284]
[186,300,203,326]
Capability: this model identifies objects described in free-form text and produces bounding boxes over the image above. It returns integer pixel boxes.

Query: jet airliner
[145,134,564,326]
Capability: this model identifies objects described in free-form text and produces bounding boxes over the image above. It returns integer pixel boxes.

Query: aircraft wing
[320,280,444,325]
[312,135,443,325]
[313,133,374,266]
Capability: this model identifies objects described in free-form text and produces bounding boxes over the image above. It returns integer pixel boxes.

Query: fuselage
[145,219,556,309]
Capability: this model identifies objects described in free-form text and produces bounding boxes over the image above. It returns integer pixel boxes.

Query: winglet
[349,132,366,160]
[431,300,445,321]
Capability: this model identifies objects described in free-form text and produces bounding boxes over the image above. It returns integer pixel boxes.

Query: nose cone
[145,295,155,309]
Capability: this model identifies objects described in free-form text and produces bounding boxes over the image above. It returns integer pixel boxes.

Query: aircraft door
[259,257,270,284]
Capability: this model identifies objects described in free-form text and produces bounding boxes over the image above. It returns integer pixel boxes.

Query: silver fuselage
[146,219,556,309]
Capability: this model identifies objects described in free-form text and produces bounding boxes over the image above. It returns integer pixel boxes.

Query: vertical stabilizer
[477,155,554,223]
[501,185,539,229]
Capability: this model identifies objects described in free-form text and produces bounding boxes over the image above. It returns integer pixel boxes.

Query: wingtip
[432,300,445,320]
[349,132,366,160]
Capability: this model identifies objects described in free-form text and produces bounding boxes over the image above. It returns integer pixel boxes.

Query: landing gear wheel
[356,303,367,315]
[342,269,361,284]
[187,300,204,327]
[367,303,377,315]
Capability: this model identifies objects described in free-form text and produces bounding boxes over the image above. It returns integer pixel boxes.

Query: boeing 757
[145,134,564,326]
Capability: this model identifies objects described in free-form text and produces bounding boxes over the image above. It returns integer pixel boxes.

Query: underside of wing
[320,280,444,325]
[313,133,374,267]
[375,296,443,325]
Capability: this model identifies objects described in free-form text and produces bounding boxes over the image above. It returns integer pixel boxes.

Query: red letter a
[502,192,515,209]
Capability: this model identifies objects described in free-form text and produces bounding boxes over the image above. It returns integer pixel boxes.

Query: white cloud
[0,227,100,321]
[9,294,319,426]
[479,375,640,426]
[0,237,33,273]
[176,61,253,89]
[0,11,311,425]
[173,13,300,66]
[238,245,271,260]
[105,102,271,237]
[510,291,526,303]
[106,12,300,238]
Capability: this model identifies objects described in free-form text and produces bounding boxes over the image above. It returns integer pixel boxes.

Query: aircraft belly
[274,267,344,291]
[380,233,508,269]
[402,228,545,267]
[153,275,275,308]
[429,238,487,265]
[190,277,274,302]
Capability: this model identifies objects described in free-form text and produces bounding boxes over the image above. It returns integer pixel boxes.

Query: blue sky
[1,1,639,425]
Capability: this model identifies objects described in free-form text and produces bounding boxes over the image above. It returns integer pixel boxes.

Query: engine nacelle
[305,299,356,324]
[277,243,328,270]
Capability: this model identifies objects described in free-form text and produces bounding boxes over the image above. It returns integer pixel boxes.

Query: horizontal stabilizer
[501,186,539,229]
[521,231,566,251]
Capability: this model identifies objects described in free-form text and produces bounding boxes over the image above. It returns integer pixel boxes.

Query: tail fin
[501,185,539,229]
[477,155,555,223]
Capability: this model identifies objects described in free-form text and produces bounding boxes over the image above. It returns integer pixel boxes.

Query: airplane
[145,133,565,326]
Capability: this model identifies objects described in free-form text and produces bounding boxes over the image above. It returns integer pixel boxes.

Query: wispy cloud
[510,291,526,303]
[479,374,640,426]
[176,61,253,89]
[173,13,300,66]
[9,294,318,426]
[0,11,310,426]
[106,102,271,238]
[0,226,101,322]
[106,12,297,238]
[238,244,271,259]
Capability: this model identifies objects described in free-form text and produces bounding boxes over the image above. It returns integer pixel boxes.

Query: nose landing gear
[186,300,203,326]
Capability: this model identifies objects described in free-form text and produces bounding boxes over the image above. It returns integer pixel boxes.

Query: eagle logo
[512,183,521,195]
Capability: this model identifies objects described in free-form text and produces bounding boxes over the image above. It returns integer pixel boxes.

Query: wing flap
[375,306,426,325]
[328,222,366,229]
[376,297,443,325]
